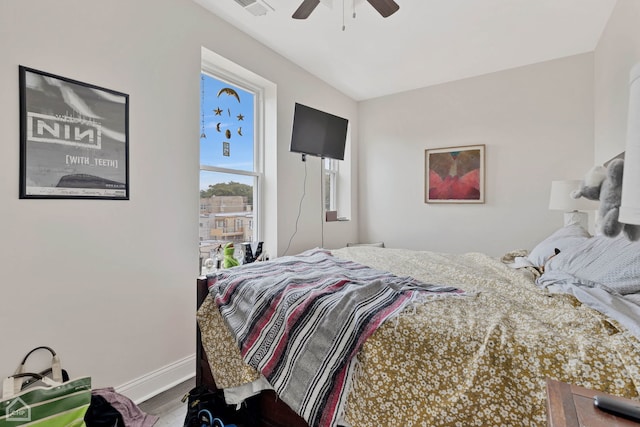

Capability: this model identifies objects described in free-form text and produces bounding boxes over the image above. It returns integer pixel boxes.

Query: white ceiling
[193,0,617,101]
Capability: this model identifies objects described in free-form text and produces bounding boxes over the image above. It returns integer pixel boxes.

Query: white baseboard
[115,353,196,404]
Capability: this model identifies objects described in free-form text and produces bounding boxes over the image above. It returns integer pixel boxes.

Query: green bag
[0,373,91,427]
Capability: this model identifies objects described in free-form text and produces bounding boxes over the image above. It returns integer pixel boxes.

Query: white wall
[358,54,596,256]
[0,0,357,399]
[2,0,634,402]
[594,0,640,164]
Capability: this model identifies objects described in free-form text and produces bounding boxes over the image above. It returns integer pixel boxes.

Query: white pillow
[527,224,591,267]
[542,234,640,296]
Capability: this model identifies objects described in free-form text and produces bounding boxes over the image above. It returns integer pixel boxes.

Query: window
[199,71,263,265]
[323,158,338,212]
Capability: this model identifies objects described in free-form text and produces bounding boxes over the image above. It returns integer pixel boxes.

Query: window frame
[199,66,265,244]
[323,157,338,212]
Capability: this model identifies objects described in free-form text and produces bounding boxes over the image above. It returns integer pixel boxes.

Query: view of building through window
[199,72,259,267]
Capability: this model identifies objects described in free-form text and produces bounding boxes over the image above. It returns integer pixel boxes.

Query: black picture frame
[19,66,129,200]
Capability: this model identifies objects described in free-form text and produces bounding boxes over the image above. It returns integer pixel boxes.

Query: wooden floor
[138,377,195,426]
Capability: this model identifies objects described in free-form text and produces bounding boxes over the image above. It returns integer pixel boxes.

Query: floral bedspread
[197,246,640,427]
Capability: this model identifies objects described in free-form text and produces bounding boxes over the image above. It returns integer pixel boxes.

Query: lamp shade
[549,180,599,211]
[620,62,640,225]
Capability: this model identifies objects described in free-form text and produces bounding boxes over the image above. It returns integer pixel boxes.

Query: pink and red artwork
[425,145,485,203]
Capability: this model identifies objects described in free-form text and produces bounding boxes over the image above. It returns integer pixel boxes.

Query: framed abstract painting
[425,144,485,204]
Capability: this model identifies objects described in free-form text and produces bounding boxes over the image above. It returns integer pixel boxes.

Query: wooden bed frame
[196,276,309,427]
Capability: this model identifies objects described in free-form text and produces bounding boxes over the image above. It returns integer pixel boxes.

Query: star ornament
[214,107,223,116]
[237,113,244,121]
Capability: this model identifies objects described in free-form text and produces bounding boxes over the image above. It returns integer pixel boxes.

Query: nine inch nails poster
[19,66,129,199]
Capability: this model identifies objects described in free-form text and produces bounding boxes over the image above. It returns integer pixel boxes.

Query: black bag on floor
[193,409,233,427]
[182,385,257,427]
[84,394,125,427]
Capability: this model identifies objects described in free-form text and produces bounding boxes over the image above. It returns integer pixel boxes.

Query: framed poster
[425,144,485,204]
[19,66,129,199]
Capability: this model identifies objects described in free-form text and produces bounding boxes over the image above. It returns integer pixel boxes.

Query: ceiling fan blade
[366,0,399,18]
[292,0,321,19]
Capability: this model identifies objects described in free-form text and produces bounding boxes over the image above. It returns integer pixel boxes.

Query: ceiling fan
[292,0,399,19]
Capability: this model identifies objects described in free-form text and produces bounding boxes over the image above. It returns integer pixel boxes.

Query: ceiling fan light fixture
[293,0,397,19]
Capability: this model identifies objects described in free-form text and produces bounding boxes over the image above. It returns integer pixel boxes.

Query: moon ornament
[217,87,241,103]
[225,129,231,139]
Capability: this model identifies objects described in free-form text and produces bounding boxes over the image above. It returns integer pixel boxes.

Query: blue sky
[200,73,254,190]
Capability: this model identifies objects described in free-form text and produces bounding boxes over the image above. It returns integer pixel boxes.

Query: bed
[195,226,640,427]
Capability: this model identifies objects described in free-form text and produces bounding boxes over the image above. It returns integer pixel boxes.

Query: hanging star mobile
[200,76,206,138]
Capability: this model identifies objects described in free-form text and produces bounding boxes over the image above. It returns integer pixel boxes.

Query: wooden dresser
[546,379,640,426]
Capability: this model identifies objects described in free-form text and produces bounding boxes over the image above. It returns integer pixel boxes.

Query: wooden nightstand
[546,379,640,426]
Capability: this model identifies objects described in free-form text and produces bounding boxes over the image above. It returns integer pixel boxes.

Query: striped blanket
[211,248,461,427]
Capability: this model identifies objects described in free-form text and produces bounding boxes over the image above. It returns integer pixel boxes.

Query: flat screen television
[290,103,349,161]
